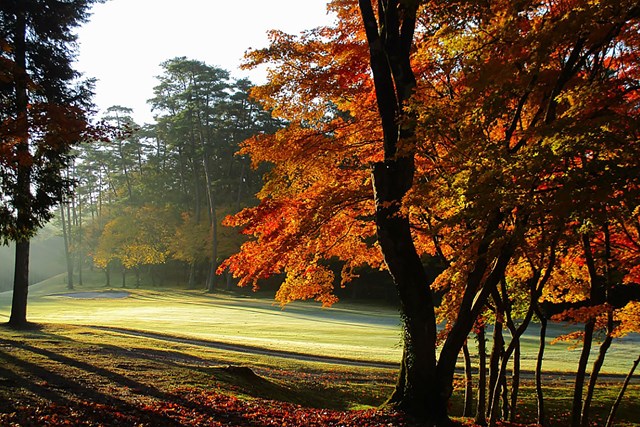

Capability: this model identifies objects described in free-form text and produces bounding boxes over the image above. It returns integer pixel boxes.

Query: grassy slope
[0,273,638,426]
[1,272,638,374]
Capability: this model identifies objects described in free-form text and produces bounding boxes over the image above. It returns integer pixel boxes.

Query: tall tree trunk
[10,241,30,327]
[187,262,197,290]
[77,193,84,286]
[134,267,140,288]
[9,7,31,328]
[105,265,111,287]
[475,326,488,426]
[203,156,218,293]
[572,233,602,427]
[359,1,443,421]
[236,157,247,212]
[373,161,441,421]
[462,340,474,418]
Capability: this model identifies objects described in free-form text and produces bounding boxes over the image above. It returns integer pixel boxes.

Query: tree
[94,205,177,287]
[0,0,100,327]
[148,58,278,290]
[222,0,640,424]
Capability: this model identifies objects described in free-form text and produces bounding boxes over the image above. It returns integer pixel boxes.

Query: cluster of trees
[221,0,640,426]
[1,1,277,324]
[3,0,639,426]
[59,57,279,292]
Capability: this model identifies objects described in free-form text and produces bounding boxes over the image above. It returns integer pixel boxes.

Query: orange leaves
[223,0,640,316]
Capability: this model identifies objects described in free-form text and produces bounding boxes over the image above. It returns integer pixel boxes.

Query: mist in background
[0,227,66,291]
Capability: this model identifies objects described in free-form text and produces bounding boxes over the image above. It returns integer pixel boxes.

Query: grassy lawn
[0,273,638,426]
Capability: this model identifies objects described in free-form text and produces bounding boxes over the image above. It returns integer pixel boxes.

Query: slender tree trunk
[203,156,218,293]
[77,195,83,286]
[606,355,640,427]
[572,234,602,427]
[500,371,509,421]
[9,8,31,329]
[462,340,474,418]
[571,319,595,427]
[59,201,74,290]
[509,338,521,422]
[581,310,614,427]
[488,319,504,424]
[105,265,111,287]
[475,326,488,426]
[535,312,548,427]
[135,268,141,288]
[187,262,197,290]
[225,269,233,291]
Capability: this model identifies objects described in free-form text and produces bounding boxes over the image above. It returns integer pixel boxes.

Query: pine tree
[0,0,100,327]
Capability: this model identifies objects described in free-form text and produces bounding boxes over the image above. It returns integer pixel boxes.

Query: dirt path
[88,325,400,370]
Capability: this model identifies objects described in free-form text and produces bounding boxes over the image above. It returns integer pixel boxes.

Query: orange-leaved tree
[221,0,640,424]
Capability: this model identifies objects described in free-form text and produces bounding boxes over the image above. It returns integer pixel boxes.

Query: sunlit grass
[1,272,638,374]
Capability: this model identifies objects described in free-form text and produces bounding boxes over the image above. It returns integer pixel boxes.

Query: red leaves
[0,388,415,426]
[145,388,415,427]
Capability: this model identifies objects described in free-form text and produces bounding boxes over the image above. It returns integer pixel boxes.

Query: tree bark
[59,200,74,290]
[10,241,30,327]
[605,355,640,427]
[571,319,595,427]
[535,314,548,427]
[9,7,31,329]
[359,1,446,422]
[462,340,474,418]
[488,318,505,425]
[572,233,603,427]
[203,155,218,293]
[373,162,442,421]
[581,310,614,427]
[475,326,488,426]
[509,337,520,422]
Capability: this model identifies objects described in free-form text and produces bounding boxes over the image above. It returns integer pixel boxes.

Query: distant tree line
[60,57,281,291]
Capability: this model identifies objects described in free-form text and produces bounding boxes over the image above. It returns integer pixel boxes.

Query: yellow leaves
[94,205,177,271]
[613,301,640,338]
[170,212,210,264]
[276,264,338,307]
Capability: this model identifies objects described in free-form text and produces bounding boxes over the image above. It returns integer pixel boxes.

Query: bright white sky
[75,0,334,124]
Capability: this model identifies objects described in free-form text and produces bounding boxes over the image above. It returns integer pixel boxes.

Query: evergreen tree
[0,0,100,327]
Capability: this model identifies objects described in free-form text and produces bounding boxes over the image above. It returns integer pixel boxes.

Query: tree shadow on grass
[0,333,297,426]
[0,338,185,425]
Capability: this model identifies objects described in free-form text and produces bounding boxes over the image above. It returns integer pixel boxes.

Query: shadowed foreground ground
[1,323,638,426]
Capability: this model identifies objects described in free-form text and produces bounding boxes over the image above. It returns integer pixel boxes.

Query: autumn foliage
[221,0,640,423]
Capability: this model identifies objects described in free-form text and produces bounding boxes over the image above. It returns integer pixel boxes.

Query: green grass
[0,273,404,364]
[1,272,637,375]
